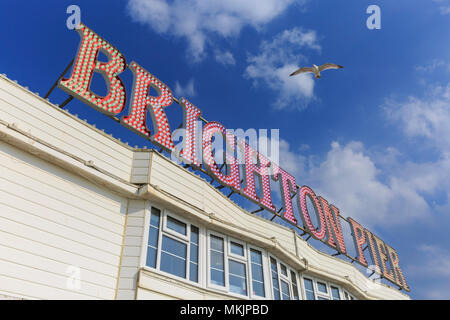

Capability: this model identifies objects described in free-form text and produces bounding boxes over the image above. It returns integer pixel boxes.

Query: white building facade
[0,74,409,300]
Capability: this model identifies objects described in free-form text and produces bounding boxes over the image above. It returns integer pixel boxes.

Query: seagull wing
[318,63,344,71]
[289,67,315,77]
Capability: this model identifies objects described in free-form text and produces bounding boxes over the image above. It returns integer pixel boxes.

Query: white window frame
[207,230,230,293]
[268,255,299,300]
[142,206,201,287]
[301,276,349,300]
[247,244,270,300]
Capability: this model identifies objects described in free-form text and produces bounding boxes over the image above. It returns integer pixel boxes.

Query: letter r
[121,62,175,151]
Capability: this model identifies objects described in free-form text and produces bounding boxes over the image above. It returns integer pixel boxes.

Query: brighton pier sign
[58,23,409,292]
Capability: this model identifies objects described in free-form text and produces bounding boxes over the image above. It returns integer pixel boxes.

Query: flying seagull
[289,63,344,79]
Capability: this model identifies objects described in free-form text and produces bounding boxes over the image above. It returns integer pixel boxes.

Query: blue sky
[1,0,450,299]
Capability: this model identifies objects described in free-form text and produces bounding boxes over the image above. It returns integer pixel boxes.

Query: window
[250,249,265,298]
[145,207,358,301]
[302,276,348,300]
[331,286,341,300]
[207,233,267,299]
[269,256,299,300]
[210,235,225,286]
[303,278,315,300]
[145,207,199,283]
[343,290,356,300]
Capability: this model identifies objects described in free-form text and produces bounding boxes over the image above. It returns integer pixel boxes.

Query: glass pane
[229,274,247,296]
[150,208,161,227]
[162,236,187,258]
[252,280,265,297]
[189,262,198,283]
[166,216,187,235]
[317,282,328,293]
[190,244,198,263]
[211,268,225,286]
[331,286,340,300]
[148,226,159,247]
[273,288,281,300]
[211,251,224,269]
[191,226,199,244]
[251,263,264,282]
[229,260,246,277]
[270,257,278,272]
[146,246,157,268]
[230,242,244,256]
[304,278,314,291]
[291,271,299,300]
[210,235,224,251]
[306,291,315,300]
[160,252,186,278]
[250,249,263,265]
[280,280,291,300]
[318,296,329,300]
[280,264,288,277]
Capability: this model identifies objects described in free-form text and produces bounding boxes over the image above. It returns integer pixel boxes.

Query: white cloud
[415,60,450,73]
[244,28,320,109]
[440,6,450,14]
[214,50,236,66]
[127,0,306,61]
[384,82,450,153]
[174,79,196,98]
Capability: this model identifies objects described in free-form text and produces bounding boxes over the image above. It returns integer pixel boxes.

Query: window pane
[160,236,187,278]
[189,262,198,283]
[270,258,280,300]
[148,226,159,247]
[210,235,225,287]
[160,251,186,278]
[229,260,246,277]
[331,286,340,300]
[280,264,288,277]
[252,280,265,297]
[318,296,329,300]
[191,226,199,244]
[167,216,187,235]
[317,282,328,294]
[210,235,224,251]
[146,246,157,268]
[150,208,161,227]
[211,269,225,286]
[250,249,263,265]
[211,251,224,269]
[291,271,299,300]
[280,280,291,300]
[230,242,244,256]
[251,263,264,282]
[306,291,315,300]
[303,278,314,291]
[229,260,247,296]
[250,250,265,297]
[190,244,198,263]
[162,236,187,258]
[230,274,247,296]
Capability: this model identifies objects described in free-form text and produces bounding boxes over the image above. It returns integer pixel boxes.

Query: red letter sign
[319,197,347,254]
[59,23,127,116]
[298,186,327,240]
[202,122,240,191]
[121,62,175,151]
[348,217,369,267]
[271,163,298,224]
[239,141,276,212]
[178,98,202,167]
